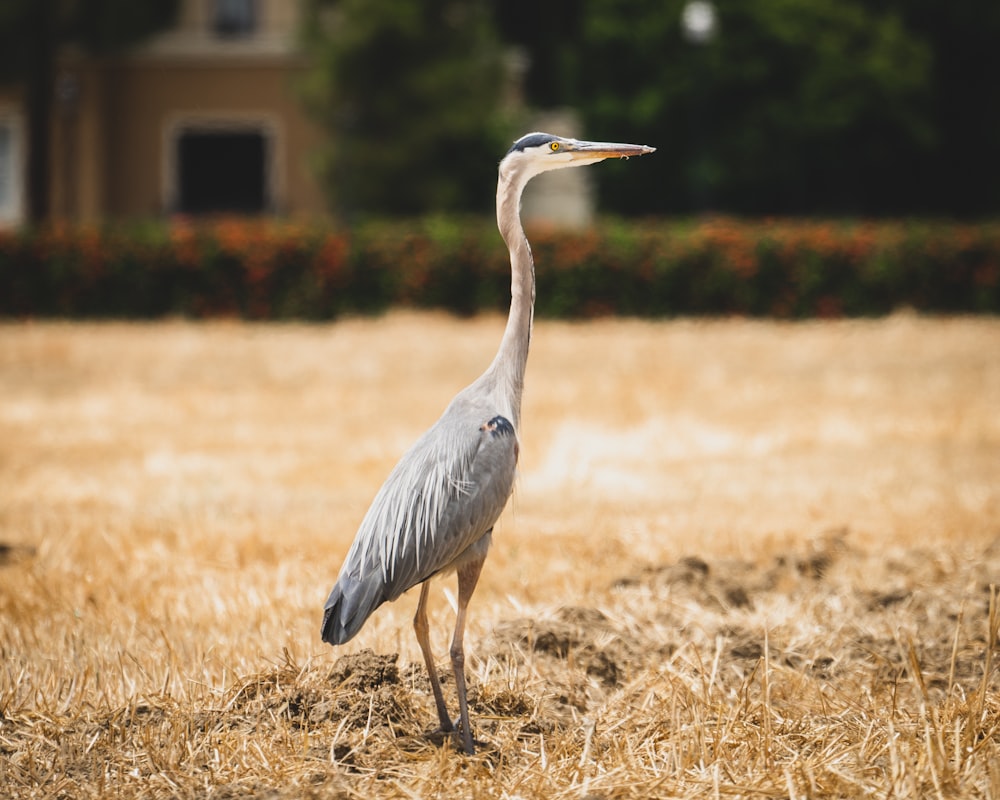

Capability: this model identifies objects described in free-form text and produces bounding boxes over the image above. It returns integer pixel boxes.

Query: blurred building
[0,0,327,226]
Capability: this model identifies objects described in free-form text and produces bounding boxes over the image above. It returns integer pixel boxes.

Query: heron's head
[500,132,656,187]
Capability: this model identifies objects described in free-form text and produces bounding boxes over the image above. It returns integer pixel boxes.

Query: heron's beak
[565,140,657,161]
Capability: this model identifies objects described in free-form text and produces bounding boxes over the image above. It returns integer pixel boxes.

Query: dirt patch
[213,650,411,736]
[492,604,644,690]
[326,648,400,691]
[316,651,412,732]
[0,542,35,566]
[615,531,852,611]
[486,533,1000,719]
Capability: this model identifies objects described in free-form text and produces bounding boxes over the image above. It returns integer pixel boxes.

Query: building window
[173,125,271,214]
[212,0,257,38]
[0,113,25,227]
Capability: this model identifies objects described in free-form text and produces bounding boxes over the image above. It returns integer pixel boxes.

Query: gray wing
[321,400,518,645]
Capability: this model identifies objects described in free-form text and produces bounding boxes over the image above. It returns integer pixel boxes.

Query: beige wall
[16,1,330,223]
[90,58,326,218]
[52,56,326,221]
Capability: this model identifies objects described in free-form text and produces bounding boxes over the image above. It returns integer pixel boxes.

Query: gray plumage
[322,395,518,643]
[321,132,655,754]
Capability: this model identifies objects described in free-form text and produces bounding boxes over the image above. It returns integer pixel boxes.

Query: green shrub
[1,217,998,319]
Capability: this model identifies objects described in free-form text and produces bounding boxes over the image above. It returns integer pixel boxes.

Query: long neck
[485,165,535,429]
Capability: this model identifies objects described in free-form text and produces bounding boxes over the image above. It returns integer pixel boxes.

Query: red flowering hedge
[1,217,998,318]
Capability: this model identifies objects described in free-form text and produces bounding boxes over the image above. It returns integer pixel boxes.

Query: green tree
[0,0,178,223]
[575,0,933,215]
[887,0,1000,216]
[300,0,508,218]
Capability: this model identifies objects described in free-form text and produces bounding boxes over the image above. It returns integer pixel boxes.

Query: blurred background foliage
[302,0,1000,219]
[3,217,998,319]
[299,0,509,218]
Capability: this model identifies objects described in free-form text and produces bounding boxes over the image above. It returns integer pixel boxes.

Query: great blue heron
[321,132,655,754]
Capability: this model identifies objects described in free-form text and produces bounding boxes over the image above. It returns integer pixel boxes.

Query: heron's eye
[550,142,560,152]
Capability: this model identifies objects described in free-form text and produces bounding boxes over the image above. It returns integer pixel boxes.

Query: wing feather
[321,397,518,645]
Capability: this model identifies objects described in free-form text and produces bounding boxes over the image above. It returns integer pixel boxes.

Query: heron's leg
[414,580,453,732]
[451,552,486,755]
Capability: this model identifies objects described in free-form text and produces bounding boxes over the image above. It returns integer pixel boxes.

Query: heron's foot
[453,718,477,755]
[455,729,490,756]
[437,717,455,734]
[425,720,478,754]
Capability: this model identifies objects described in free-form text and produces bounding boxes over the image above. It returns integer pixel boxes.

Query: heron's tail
[321,573,386,646]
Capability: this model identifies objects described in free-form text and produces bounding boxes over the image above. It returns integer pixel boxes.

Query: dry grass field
[1,312,999,798]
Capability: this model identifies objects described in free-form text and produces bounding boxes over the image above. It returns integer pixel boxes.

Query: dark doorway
[177,129,268,214]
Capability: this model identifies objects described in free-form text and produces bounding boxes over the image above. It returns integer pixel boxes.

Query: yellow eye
[550,142,560,151]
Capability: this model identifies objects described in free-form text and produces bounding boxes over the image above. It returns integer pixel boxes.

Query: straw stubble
[1,312,998,798]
